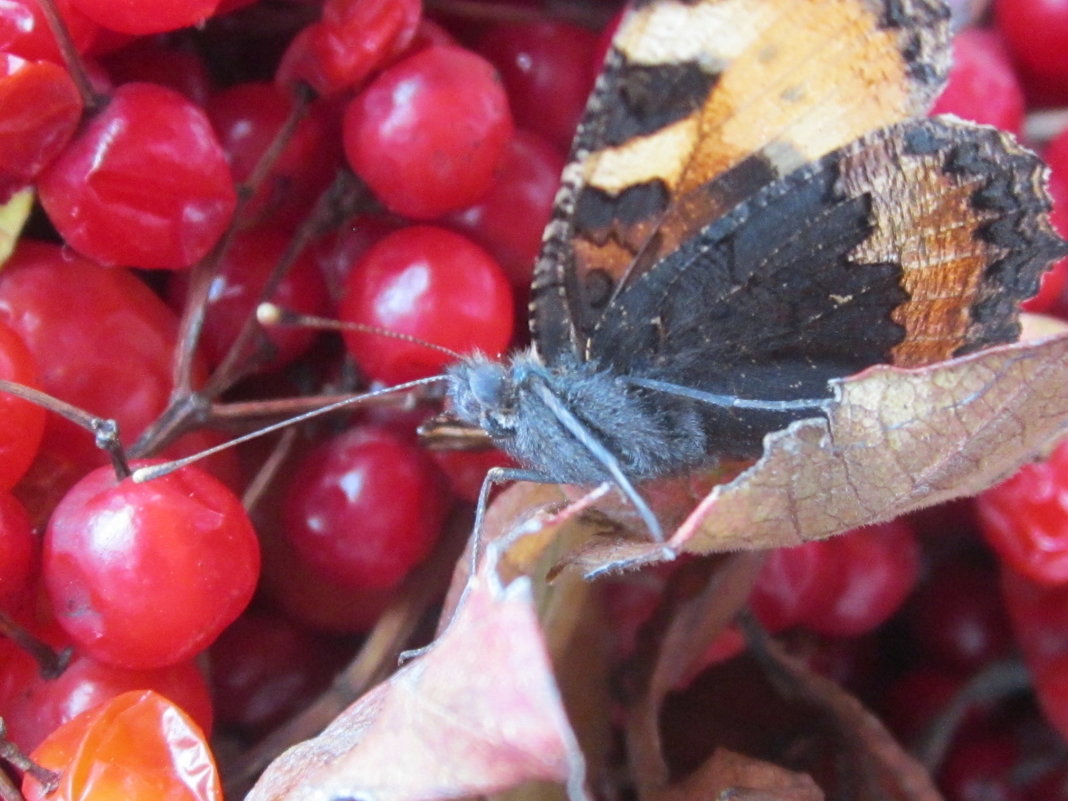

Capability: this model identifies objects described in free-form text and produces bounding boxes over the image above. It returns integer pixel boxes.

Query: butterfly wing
[530,0,951,361]
[584,117,1065,456]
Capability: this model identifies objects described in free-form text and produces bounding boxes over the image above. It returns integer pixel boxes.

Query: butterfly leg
[470,466,556,574]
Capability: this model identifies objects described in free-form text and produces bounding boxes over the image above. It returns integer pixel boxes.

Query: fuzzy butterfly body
[446,0,1066,522]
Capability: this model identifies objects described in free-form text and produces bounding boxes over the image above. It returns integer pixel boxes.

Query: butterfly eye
[468,364,507,409]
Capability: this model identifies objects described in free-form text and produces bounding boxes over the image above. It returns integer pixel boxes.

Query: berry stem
[208,388,431,422]
[0,719,60,794]
[35,0,107,111]
[0,611,71,681]
[203,169,370,396]
[915,658,1032,771]
[169,85,313,402]
[0,379,130,479]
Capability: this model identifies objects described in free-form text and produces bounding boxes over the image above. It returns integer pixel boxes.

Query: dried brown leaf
[655,749,822,801]
[745,624,943,801]
[623,555,765,797]
[557,332,1068,572]
[245,558,588,801]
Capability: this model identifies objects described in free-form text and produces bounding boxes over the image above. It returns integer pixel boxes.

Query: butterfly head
[447,353,523,439]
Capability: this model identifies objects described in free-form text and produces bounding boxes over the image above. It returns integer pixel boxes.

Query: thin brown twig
[35,0,106,110]
[0,379,129,478]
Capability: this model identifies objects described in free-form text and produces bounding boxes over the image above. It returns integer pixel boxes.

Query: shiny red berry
[67,0,220,35]
[930,28,1025,136]
[0,318,45,492]
[339,225,514,384]
[44,462,260,669]
[206,83,339,227]
[0,0,98,62]
[977,437,1068,585]
[2,650,213,753]
[1027,128,1068,314]
[281,426,449,591]
[476,21,598,149]
[0,242,193,511]
[751,520,920,637]
[343,45,514,219]
[0,491,33,599]
[996,0,1068,102]
[167,226,329,371]
[38,82,236,269]
[447,129,564,288]
[276,0,421,96]
[0,54,82,199]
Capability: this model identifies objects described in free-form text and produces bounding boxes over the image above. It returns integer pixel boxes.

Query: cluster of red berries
[0,0,1065,799]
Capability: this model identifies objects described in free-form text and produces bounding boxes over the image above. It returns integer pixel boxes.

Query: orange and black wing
[530,0,952,360]
[587,117,1064,456]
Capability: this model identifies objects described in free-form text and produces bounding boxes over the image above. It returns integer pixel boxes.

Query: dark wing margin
[584,117,1065,456]
[529,0,951,364]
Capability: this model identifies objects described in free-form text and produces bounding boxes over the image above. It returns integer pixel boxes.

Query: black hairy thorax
[447,349,714,486]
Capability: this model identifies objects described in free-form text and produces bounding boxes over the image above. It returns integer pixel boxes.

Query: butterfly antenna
[257,302,466,361]
[131,374,450,483]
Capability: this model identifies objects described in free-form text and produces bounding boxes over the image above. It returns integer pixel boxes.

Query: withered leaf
[622,555,765,797]
[654,749,822,801]
[742,625,943,801]
[555,331,1068,572]
[245,560,588,801]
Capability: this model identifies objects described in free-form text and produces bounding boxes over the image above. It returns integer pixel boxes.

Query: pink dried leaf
[246,558,588,801]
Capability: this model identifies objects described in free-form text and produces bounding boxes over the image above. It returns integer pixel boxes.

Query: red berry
[343,45,514,219]
[339,225,514,384]
[1000,566,1068,742]
[751,520,920,637]
[0,54,83,199]
[0,0,98,62]
[930,28,1025,136]
[167,226,329,371]
[0,242,192,510]
[22,690,221,801]
[940,735,1027,801]
[260,528,397,633]
[1026,128,1068,314]
[807,520,920,636]
[43,462,260,669]
[976,438,1068,585]
[102,39,213,106]
[281,426,448,591]
[906,560,1014,671]
[749,538,834,631]
[38,82,236,269]
[447,129,564,288]
[431,448,515,504]
[0,319,45,492]
[476,21,598,149]
[209,611,348,735]
[996,0,1068,103]
[67,0,221,35]
[206,83,339,227]
[880,668,970,743]
[276,0,421,96]
[313,213,406,299]
[0,491,33,599]
[3,650,213,753]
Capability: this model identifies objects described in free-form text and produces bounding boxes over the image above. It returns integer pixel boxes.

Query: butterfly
[436,0,1066,544]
